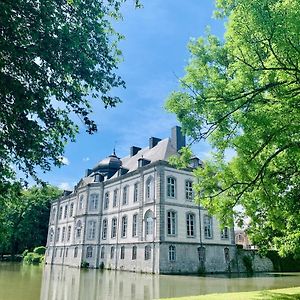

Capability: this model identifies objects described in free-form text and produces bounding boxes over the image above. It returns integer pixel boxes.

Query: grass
[159,287,300,300]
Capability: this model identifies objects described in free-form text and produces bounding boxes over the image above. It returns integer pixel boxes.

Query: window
[102,219,108,240]
[167,177,176,198]
[67,226,71,241]
[122,186,128,205]
[145,210,153,235]
[204,215,213,239]
[120,246,125,259]
[66,248,68,257]
[51,208,56,223]
[56,227,60,242]
[113,189,118,207]
[87,220,96,240]
[61,226,66,242]
[64,205,68,219]
[146,178,152,200]
[59,206,63,219]
[86,246,93,258]
[70,203,74,217]
[132,246,137,260]
[224,247,230,263]
[60,248,63,257]
[144,245,151,260]
[168,245,176,261]
[132,214,138,237]
[110,246,115,259]
[76,220,82,238]
[104,192,109,210]
[74,247,78,258]
[133,183,139,202]
[167,211,177,235]
[185,180,193,201]
[49,228,54,243]
[186,213,195,237]
[121,216,127,238]
[111,218,117,238]
[79,195,84,210]
[221,227,229,239]
[89,194,99,210]
[198,246,205,262]
[54,248,57,257]
[100,246,105,259]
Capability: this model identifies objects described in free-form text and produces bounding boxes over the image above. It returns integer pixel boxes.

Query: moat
[0,263,300,300]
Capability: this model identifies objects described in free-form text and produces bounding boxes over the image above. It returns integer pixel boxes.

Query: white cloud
[58,182,73,191]
[82,157,90,162]
[58,156,70,165]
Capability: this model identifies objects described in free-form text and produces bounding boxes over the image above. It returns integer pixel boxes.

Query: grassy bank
[160,287,300,300]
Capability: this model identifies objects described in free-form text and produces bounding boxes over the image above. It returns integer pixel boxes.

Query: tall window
[88,220,96,240]
[59,206,63,219]
[221,227,229,239]
[132,214,138,237]
[102,219,108,240]
[67,226,71,241]
[186,213,195,237]
[120,246,125,259]
[74,247,78,258]
[167,211,177,235]
[132,246,137,260]
[145,210,153,236]
[56,227,60,242]
[65,248,68,257]
[168,245,176,261]
[111,218,117,238]
[185,180,193,201]
[167,177,176,198]
[49,228,54,243]
[76,220,82,238]
[100,246,105,259]
[133,183,139,202]
[79,195,84,210]
[146,178,152,200]
[110,246,115,259]
[86,246,93,258]
[121,216,127,238]
[70,203,74,217]
[144,245,151,260]
[122,186,128,205]
[113,189,118,207]
[104,192,109,210]
[64,205,68,219]
[204,215,213,239]
[89,194,99,210]
[51,208,56,223]
[198,246,205,262]
[61,226,66,242]
[224,247,230,263]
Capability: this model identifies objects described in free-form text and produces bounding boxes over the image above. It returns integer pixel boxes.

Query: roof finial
[112,141,117,156]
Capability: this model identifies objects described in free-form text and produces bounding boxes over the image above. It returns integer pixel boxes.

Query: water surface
[0,263,300,300]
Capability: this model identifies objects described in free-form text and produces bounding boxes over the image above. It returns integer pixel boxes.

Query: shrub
[81,261,89,268]
[242,255,253,274]
[33,246,46,255]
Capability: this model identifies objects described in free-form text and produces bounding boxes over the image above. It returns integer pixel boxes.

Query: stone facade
[45,127,237,274]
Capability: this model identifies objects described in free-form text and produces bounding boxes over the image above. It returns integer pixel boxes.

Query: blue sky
[43,1,225,190]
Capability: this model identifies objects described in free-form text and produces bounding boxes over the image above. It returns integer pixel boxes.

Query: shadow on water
[257,291,300,300]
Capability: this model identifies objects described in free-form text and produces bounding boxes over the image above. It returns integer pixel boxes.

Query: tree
[166,0,300,257]
[0,0,140,189]
[0,185,61,256]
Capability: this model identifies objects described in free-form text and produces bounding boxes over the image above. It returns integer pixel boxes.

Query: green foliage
[0,0,138,188]
[242,255,253,274]
[33,246,46,255]
[81,261,89,268]
[0,185,61,256]
[166,0,300,256]
[23,251,44,265]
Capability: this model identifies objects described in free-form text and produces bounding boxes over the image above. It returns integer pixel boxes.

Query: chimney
[130,146,141,157]
[85,169,92,177]
[118,167,129,176]
[171,126,186,151]
[138,158,151,168]
[149,137,161,149]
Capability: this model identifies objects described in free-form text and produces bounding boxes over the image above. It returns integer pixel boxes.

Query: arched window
[49,228,54,243]
[224,247,230,263]
[111,217,117,238]
[70,203,74,217]
[104,192,109,210]
[167,177,176,198]
[144,245,151,260]
[168,245,176,261]
[59,206,63,219]
[74,247,78,258]
[86,246,93,258]
[110,246,115,259]
[144,210,153,236]
[198,246,205,262]
[87,220,96,240]
[100,246,105,259]
[145,177,153,200]
[56,227,60,242]
[89,194,99,210]
[132,246,137,260]
[51,208,56,223]
[102,219,108,240]
[132,214,138,237]
[204,215,213,239]
[186,213,195,237]
[185,180,193,201]
[122,186,128,205]
[167,210,177,235]
[113,189,118,207]
[67,226,72,241]
[79,195,84,210]
[62,226,66,241]
[120,246,125,259]
[133,182,139,202]
[121,216,127,238]
[64,205,68,219]
[76,220,82,238]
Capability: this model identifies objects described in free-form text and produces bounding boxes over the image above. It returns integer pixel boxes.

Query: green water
[0,263,300,300]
